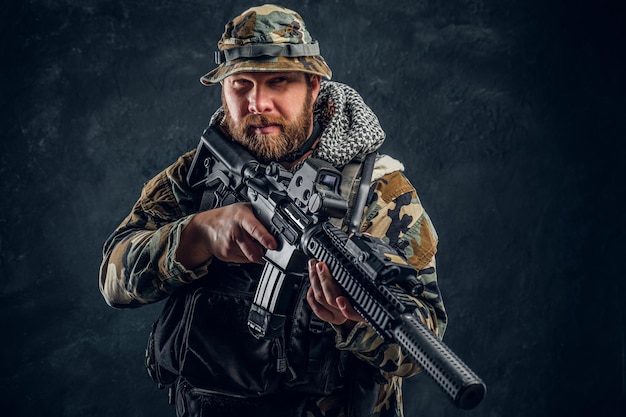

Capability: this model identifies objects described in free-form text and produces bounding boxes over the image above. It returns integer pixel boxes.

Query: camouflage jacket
[99,146,446,416]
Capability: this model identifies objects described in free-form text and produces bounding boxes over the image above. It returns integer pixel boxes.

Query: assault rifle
[187,126,486,410]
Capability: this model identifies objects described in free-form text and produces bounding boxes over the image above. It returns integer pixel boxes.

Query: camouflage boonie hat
[200,4,332,85]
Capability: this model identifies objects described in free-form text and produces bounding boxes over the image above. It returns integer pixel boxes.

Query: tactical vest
[145,150,380,416]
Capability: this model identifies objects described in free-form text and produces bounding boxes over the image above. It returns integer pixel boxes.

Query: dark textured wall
[2,0,625,416]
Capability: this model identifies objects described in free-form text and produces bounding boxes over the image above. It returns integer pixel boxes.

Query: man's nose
[247,85,273,114]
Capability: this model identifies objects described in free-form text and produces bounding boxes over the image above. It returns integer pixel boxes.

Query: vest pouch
[281,281,347,395]
[146,288,189,387]
[178,286,282,396]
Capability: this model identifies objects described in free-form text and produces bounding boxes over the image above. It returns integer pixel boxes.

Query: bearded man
[100,4,446,417]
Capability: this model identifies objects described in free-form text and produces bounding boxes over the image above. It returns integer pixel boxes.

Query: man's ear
[310,75,321,102]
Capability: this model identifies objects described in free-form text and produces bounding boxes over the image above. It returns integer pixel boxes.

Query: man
[99,4,446,417]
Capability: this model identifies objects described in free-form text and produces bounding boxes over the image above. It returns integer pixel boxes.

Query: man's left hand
[306,259,365,326]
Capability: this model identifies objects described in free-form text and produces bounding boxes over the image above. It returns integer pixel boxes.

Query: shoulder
[138,149,197,219]
[165,149,196,183]
[372,154,405,182]
[370,154,417,206]
[365,155,438,269]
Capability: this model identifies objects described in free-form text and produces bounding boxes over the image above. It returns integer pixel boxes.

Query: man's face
[221,71,321,164]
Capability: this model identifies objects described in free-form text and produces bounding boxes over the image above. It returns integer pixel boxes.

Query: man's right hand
[175,202,278,269]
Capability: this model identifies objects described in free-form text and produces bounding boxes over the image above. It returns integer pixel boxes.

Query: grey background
[1,0,625,416]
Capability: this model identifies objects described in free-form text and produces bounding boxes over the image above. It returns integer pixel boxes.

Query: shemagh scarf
[210,81,386,168]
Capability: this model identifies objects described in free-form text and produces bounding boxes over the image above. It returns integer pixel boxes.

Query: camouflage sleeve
[332,169,448,379]
[99,150,207,308]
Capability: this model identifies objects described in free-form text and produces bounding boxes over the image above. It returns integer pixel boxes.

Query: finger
[212,236,254,264]
[308,260,336,313]
[336,296,365,323]
[307,288,346,325]
[308,261,350,325]
[308,259,322,295]
[240,209,278,251]
[235,234,267,264]
[315,262,342,308]
[309,260,337,308]
[231,206,276,263]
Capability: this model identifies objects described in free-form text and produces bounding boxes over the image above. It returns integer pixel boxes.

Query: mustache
[242,114,285,130]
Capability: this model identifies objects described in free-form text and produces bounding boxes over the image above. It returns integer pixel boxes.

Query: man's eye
[270,77,289,85]
[232,79,252,88]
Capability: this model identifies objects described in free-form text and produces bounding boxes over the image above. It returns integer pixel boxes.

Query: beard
[222,92,314,164]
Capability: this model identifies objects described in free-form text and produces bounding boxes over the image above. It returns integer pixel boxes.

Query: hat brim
[200,55,332,85]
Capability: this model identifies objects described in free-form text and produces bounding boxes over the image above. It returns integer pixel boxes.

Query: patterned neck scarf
[210,80,386,168]
[313,81,386,167]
